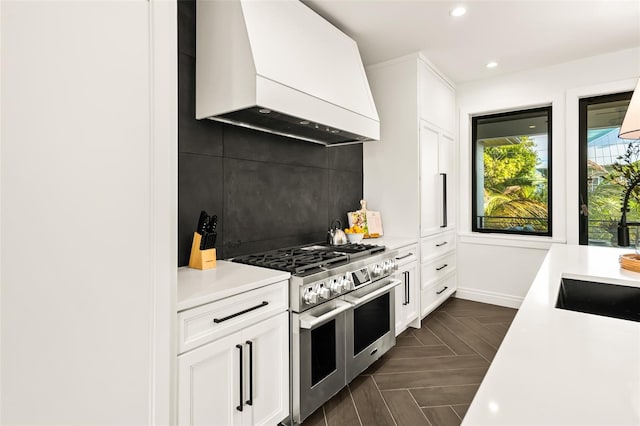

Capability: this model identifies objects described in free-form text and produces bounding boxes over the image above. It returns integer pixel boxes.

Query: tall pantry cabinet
[364,53,458,320]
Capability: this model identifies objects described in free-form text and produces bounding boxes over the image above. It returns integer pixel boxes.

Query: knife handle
[197,210,208,235]
[210,215,218,233]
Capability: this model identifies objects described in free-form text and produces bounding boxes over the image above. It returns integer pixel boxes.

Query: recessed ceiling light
[258,108,271,114]
[486,61,498,69]
[529,125,536,129]
[450,6,466,17]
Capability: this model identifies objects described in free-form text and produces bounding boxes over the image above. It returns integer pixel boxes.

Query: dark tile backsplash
[177,0,364,265]
[178,153,224,266]
[329,169,364,230]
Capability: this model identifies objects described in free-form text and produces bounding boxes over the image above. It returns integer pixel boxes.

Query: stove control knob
[382,260,392,274]
[303,289,318,305]
[390,259,398,271]
[330,279,342,294]
[341,274,352,291]
[371,263,383,278]
[318,285,331,300]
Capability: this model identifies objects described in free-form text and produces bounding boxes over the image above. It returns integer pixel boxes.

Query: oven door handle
[345,279,402,307]
[299,300,352,330]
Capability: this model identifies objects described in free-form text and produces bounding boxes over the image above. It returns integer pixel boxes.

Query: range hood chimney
[195,0,379,146]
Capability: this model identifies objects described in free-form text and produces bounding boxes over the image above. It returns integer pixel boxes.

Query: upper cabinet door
[420,62,456,135]
[439,132,456,230]
[420,122,441,237]
[421,122,456,236]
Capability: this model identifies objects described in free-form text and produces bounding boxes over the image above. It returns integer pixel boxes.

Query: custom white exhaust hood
[195,0,380,146]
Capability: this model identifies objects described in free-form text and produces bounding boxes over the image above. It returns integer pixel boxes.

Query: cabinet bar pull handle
[435,241,448,247]
[395,253,413,260]
[213,301,269,323]
[436,264,448,271]
[405,271,409,305]
[401,271,408,305]
[236,344,243,412]
[436,286,449,295]
[246,340,253,406]
[440,173,447,228]
[406,271,410,304]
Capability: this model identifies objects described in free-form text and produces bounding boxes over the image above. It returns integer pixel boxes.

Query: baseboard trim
[455,287,523,309]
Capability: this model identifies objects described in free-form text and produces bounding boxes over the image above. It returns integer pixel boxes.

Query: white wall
[456,47,640,307]
[1,1,176,424]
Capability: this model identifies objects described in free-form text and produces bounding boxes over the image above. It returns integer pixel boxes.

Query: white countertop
[366,235,418,251]
[463,244,640,426]
[177,261,290,311]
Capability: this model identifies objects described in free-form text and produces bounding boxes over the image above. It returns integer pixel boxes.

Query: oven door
[345,278,401,383]
[292,299,351,423]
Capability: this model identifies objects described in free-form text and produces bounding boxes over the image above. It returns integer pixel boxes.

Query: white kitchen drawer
[421,230,456,262]
[393,244,418,266]
[178,280,288,354]
[421,273,456,318]
[421,252,456,286]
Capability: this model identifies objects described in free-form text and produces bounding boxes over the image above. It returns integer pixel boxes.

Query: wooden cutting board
[347,200,383,238]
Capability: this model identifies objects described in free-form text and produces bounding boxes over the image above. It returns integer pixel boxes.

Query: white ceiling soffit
[302,0,640,83]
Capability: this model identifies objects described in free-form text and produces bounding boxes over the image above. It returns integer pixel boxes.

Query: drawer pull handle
[395,253,413,260]
[246,340,253,406]
[213,301,269,324]
[435,242,448,247]
[436,286,449,295]
[435,264,448,271]
[236,344,243,412]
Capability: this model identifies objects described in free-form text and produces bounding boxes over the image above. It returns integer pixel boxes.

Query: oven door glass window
[353,293,390,355]
[311,320,337,386]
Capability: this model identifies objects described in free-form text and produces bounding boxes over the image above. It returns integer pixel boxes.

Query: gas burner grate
[232,247,350,274]
[232,242,386,275]
[325,243,386,255]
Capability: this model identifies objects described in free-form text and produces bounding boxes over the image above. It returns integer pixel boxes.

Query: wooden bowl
[619,253,640,273]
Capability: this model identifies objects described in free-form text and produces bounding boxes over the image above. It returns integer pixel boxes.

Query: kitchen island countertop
[463,244,640,425]
[177,261,290,311]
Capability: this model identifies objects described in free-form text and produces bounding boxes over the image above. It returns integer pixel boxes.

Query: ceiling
[302,0,640,84]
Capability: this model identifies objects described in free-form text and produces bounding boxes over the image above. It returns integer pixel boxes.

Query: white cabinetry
[2,1,175,423]
[177,279,289,426]
[364,53,457,319]
[420,122,456,236]
[420,61,456,134]
[420,230,457,316]
[393,244,420,335]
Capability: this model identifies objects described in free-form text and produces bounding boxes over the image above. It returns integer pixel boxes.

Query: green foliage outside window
[482,137,549,232]
[587,141,640,245]
[484,138,538,191]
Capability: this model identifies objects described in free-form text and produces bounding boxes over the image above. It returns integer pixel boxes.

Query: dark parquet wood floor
[302,297,518,426]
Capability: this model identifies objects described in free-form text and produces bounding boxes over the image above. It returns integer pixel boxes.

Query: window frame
[471,106,553,237]
[578,91,633,246]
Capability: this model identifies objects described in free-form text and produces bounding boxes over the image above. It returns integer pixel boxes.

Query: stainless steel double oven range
[234,242,401,424]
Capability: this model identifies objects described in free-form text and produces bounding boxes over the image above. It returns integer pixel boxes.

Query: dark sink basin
[556,278,640,323]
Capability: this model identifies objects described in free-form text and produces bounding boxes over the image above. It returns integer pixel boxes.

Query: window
[578,92,633,246]
[472,107,552,236]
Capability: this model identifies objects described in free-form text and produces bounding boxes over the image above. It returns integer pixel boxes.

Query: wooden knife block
[188,232,216,270]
